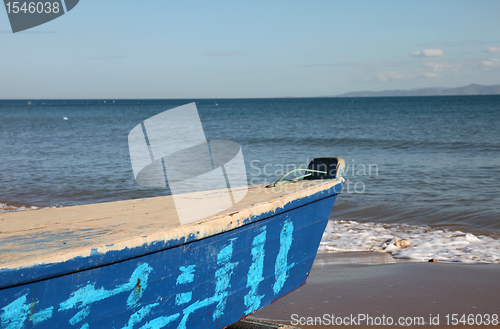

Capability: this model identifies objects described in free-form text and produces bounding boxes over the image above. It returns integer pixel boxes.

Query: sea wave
[0,202,46,213]
[319,220,500,263]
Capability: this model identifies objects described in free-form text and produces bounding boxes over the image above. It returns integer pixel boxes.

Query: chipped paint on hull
[176,265,195,285]
[58,263,153,326]
[273,220,295,295]
[121,303,159,329]
[244,227,266,313]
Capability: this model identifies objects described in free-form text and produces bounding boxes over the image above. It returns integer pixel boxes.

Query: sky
[1,0,500,99]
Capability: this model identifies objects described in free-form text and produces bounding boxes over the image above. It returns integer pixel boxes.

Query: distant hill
[335,84,500,97]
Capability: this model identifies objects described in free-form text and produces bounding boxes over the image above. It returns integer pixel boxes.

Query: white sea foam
[319,220,500,263]
[0,202,44,213]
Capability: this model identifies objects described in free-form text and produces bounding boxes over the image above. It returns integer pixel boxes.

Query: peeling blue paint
[59,263,152,324]
[176,265,195,285]
[69,306,90,325]
[60,263,152,310]
[0,293,30,329]
[244,227,266,313]
[138,313,179,329]
[30,306,53,325]
[214,238,239,319]
[175,292,192,305]
[217,239,236,264]
[0,293,54,329]
[177,239,239,329]
[121,303,159,329]
[273,220,295,294]
[175,265,195,306]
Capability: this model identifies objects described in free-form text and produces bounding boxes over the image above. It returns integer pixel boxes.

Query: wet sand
[248,252,500,328]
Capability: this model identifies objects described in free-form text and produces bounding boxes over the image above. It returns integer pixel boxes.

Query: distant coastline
[333,83,500,98]
[1,83,500,100]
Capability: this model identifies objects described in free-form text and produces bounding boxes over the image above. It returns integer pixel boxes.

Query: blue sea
[1,96,499,262]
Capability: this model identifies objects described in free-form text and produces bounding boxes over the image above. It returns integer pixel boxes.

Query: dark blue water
[1,96,499,234]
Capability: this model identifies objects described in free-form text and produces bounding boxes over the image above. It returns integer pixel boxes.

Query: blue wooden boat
[0,158,344,329]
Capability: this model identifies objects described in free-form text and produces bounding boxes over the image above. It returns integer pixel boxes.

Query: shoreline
[248,252,500,328]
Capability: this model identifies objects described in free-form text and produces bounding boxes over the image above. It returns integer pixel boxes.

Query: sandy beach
[247,252,500,328]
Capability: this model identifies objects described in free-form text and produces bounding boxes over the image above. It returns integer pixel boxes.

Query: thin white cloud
[420,62,461,78]
[377,71,417,82]
[487,46,500,53]
[422,72,440,78]
[409,49,444,57]
[482,58,500,71]
[206,51,243,56]
[424,62,460,73]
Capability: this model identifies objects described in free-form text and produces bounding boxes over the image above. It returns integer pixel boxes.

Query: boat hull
[0,190,339,328]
